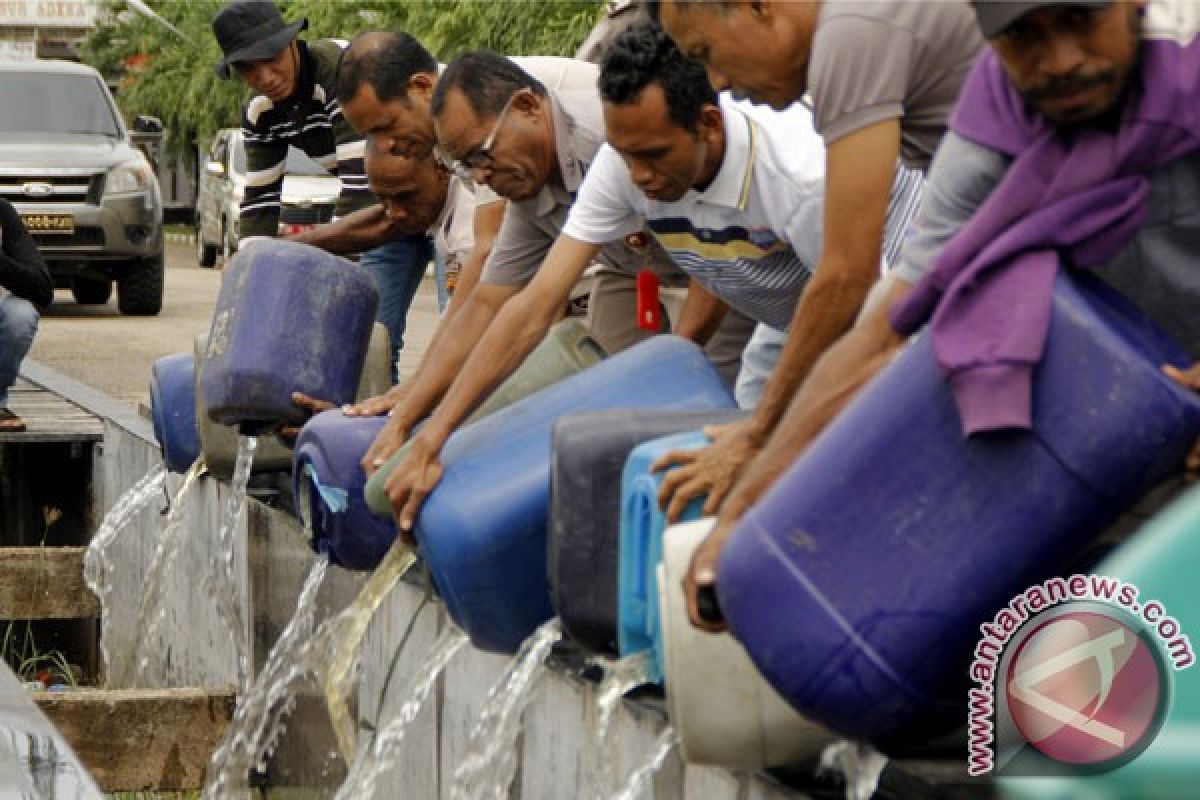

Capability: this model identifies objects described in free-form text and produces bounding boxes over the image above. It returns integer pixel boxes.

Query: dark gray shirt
[895,132,1200,357]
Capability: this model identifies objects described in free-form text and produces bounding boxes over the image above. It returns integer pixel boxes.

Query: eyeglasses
[437,92,516,182]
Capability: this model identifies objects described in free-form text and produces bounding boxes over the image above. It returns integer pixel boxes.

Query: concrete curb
[20,358,155,444]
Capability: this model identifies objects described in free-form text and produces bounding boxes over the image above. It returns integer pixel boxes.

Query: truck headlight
[106,159,157,195]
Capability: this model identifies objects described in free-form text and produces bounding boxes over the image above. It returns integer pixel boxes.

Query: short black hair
[599,20,715,131]
[335,30,438,106]
[430,50,547,119]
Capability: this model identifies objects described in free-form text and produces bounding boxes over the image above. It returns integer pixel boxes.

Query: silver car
[0,60,164,315]
[195,128,341,267]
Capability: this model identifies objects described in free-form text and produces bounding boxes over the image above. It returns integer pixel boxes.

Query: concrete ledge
[20,359,155,444]
[34,687,236,791]
[0,547,98,619]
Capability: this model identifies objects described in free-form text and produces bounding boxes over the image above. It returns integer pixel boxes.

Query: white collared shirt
[564,95,825,330]
[429,176,498,267]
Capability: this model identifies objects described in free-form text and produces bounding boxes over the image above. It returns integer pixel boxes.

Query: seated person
[378,23,920,529]
[0,198,52,432]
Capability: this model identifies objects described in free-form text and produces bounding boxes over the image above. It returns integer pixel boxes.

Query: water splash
[450,619,564,800]
[590,651,654,799]
[122,458,206,687]
[321,543,419,760]
[203,555,331,798]
[332,626,468,799]
[82,462,168,684]
[206,435,258,692]
[610,727,679,800]
[819,740,888,800]
[203,542,417,797]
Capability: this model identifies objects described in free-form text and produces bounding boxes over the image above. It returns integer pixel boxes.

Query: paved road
[28,241,439,409]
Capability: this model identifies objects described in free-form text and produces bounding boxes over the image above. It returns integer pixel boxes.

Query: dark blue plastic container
[294,410,396,571]
[617,430,714,681]
[150,353,201,473]
[549,408,746,656]
[717,272,1200,742]
[199,240,379,434]
[415,336,737,654]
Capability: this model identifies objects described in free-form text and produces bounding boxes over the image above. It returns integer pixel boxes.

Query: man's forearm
[286,205,395,255]
[419,291,563,446]
[674,280,730,345]
[744,267,874,443]
[388,290,509,432]
[722,283,910,521]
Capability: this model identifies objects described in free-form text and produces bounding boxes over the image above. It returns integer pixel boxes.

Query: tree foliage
[83,0,603,161]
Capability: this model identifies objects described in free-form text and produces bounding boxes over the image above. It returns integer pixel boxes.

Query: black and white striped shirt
[238,39,371,241]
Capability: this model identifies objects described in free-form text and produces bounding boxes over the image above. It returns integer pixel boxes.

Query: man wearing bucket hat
[683,0,1200,631]
[212,0,433,381]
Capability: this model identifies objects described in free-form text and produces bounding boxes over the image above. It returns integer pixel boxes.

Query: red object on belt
[637,269,660,331]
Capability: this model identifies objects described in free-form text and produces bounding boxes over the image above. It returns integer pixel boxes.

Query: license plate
[22,213,74,234]
[279,223,314,236]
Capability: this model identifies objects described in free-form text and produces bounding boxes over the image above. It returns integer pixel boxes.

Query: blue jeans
[359,234,432,381]
[734,323,786,410]
[0,293,39,408]
[433,250,449,314]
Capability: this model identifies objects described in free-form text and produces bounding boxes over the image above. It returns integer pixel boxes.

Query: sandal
[0,408,26,432]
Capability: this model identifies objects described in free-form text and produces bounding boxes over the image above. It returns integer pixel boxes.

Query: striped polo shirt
[563,95,923,331]
[238,39,372,241]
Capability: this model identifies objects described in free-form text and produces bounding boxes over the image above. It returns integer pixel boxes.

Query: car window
[0,73,120,136]
[284,148,329,176]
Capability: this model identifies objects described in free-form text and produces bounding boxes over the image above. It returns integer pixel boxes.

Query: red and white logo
[1005,611,1166,768]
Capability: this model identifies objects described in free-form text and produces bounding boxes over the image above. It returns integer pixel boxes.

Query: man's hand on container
[361,414,412,478]
[278,392,336,445]
[651,420,761,522]
[344,382,409,418]
[385,430,444,542]
[1164,363,1200,479]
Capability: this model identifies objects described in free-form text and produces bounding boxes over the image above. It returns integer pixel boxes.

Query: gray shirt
[895,132,1200,357]
[481,57,681,287]
[810,0,983,171]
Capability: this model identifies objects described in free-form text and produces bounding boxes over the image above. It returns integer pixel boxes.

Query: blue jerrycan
[616,429,717,680]
[717,271,1200,742]
[150,353,201,473]
[414,336,735,654]
[199,240,379,434]
[548,408,746,655]
[294,410,396,571]
[365,319,606,516]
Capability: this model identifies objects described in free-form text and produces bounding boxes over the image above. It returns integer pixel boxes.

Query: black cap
[971,0,1110,38]
[213,0,308,79]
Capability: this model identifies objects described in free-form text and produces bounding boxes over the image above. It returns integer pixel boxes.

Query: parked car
[195,128,341,267]
[0,60,164,315]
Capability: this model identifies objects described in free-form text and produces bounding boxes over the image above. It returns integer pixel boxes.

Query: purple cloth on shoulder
[891,37,1200,434]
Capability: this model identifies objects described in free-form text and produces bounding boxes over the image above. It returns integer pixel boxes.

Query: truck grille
[279,203,334,226]
[0,173,102,206]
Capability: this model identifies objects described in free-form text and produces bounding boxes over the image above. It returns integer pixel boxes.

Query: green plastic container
[1002,482,1200,800]
[365,318,605,516]
[196,324,393,480]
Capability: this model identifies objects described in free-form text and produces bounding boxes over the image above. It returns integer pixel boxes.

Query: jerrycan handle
[628,479,657,609]
[557,318,608,364]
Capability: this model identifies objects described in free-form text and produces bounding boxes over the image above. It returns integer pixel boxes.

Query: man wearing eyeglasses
[357,50,743,473]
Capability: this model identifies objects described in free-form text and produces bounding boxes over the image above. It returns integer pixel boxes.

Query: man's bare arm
[285,204,401,255]
[673,279,730,345]
[383,235,602,527]
[655,120,902,519]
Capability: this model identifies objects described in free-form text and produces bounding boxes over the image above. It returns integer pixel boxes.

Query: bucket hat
[213,0,308,79]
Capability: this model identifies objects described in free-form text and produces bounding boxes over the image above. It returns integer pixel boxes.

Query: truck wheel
[197,227,218,267]
[71,277,112,305]
[117,253,164,315]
